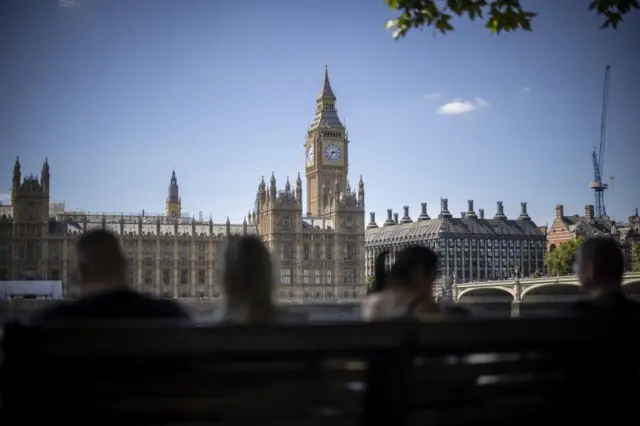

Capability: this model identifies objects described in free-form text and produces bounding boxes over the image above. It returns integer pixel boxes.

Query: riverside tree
[384,0,638,37]
[365,275,377,294]
[632,244,640,272]
[545,238,584,277]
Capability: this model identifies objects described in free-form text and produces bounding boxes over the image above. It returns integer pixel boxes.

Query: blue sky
[1,0,638,226]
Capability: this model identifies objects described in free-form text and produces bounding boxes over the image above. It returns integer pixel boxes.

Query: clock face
[306,144,314,165]
[324,144,341,162]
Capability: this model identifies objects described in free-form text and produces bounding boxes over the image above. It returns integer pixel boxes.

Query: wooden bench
[2,317,640,425]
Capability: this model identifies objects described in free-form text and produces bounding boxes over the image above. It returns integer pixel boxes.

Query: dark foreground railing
[2,316,640,426]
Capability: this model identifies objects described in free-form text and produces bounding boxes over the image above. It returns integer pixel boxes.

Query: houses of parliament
[0,67,367,300]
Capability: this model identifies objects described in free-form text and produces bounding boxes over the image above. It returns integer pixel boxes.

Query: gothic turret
[284,177,291,193]
[11,157,50,222]
[165,170,181,218]
[295,173,302,202]
[358,175,365,205]
[41,158,50,193]
[270,172,277,198]
[11,157,20,203]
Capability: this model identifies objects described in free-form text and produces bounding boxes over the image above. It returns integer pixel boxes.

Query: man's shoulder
[564,296,640,317]
[30,302,80,325]
[144,297,191,317]
[123,293,191,320]
[31,291,192,324]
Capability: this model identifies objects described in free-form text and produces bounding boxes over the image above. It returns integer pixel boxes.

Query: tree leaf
[384,0,635,37]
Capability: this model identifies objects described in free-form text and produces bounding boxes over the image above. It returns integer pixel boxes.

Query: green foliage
[545,238,583,277]
[632,244,640,272]
[365,275,377,294]
[532,269,541,278]
[384,0,639,38]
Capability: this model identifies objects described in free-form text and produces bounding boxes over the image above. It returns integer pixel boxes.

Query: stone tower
[165,170,182,218]
[11,157,50,223]
[252,65,366,299]
[305,65,349,217]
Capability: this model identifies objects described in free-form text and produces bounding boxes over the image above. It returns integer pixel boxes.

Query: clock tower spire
[305,64,349,217]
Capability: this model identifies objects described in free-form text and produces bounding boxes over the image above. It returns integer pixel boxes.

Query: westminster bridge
[453,272,640,317]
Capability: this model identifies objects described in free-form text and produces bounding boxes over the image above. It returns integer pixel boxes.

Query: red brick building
[548,204,639,271]
[547,204,616,252]
[621,209,640,271]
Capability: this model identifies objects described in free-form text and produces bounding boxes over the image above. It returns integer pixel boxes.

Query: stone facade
[365,199,546,295]
[620,210,640,271]
[0,158,256,298]
[0,67,366,300]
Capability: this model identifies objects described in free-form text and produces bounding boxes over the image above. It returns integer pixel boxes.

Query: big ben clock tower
[305,65,349,216]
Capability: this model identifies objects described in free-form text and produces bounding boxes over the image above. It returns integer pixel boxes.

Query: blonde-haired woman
[219,235,305,323]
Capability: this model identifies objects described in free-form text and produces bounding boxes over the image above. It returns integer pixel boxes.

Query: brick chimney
[584,205,594,221]
[383,209,394,227]
[555,204,564,219]
[366,212,378,229]
[417,202,430,221]
[479,209,485,220]
[393,212,399,224]
[494,201,506,220]
[400,206,413,224]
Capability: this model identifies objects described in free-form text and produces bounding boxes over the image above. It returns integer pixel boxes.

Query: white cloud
[59,0,80,8]
[437,97,490,115]
[423,92,440,100]
[521,86,532,95]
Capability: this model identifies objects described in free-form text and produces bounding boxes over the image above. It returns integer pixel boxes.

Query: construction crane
[589,65,611,219]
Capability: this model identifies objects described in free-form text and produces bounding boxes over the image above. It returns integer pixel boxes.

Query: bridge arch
[521,282,582,299]
[458,287,514,303]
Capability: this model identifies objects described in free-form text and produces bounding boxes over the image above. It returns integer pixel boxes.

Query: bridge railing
[456,272,640,288]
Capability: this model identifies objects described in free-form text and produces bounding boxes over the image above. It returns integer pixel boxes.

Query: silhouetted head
[390,245,439,296]
[576,237,624,292]
[373,251,389,293]
[75,229,127,292]
[221,235,277,322]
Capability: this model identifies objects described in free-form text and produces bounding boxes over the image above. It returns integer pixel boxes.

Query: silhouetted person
[372,250,389,293]
[362,245,467,320]
[31,229,190,324]
[568,236,640,316]
[218,235,305,323]
[556,237,640,419]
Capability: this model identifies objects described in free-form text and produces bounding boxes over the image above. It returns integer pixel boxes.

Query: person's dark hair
[76,229,127,283]
[390,245,439,289]
[373,251,389,293]
[579,236,624,285]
